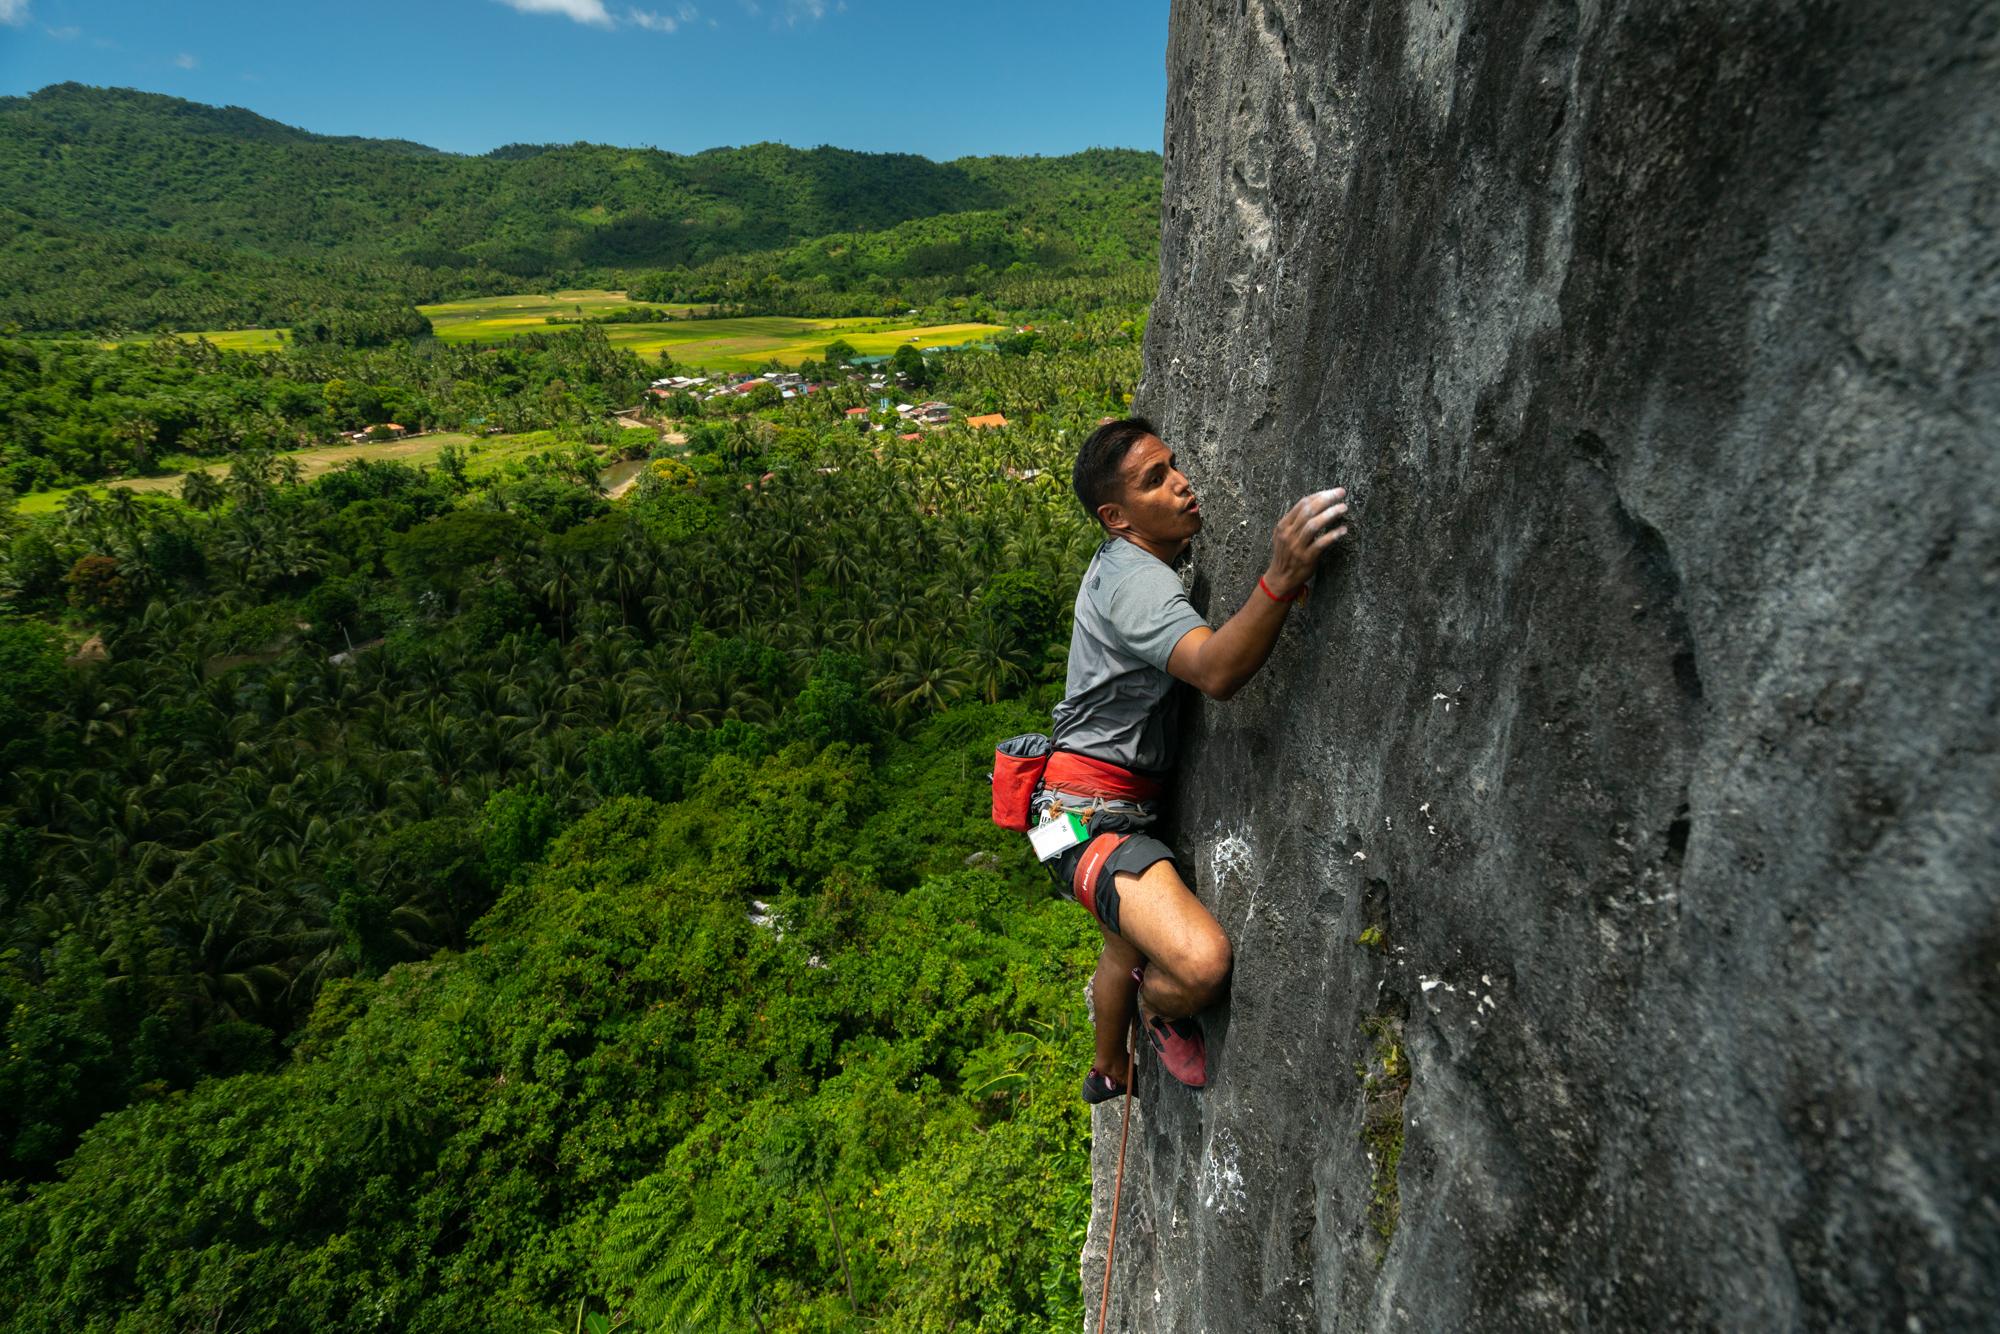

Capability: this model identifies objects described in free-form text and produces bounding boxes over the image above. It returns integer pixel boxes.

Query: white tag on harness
[1028,809,1089,862]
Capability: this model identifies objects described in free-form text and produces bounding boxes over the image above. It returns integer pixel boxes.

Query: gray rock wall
[1091,1,1999,1329]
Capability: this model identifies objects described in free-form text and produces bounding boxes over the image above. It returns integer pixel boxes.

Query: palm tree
[180,468,224,512]
[115,415,159,473]
[875,635,970,721]
[227,453,276,508]
[960,616,1029,704]
[60,489,105,542]
[541,554,584,641]
[103,487,147,553]
[600,538,651,628]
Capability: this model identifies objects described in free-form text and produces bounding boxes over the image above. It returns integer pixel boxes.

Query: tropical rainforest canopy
[0,84,1165,1331]
[0,84,1160,333]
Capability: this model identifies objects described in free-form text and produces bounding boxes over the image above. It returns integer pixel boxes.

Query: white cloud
[0,0,31,28]
[44,23,80,39]
[174,52,198,69]
[741,0,830,29]
[495,0,615,26]
[498,0,695,31]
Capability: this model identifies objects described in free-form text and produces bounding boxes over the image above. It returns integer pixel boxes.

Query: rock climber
[1038,416,1349,1100]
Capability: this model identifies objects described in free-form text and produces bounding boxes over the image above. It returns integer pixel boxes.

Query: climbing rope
[1097,1017,1136,1332]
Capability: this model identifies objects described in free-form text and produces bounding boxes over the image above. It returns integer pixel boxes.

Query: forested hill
[0,83,1162,332]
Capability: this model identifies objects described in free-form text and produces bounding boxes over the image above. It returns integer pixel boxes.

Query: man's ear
[1096,501,1128,535]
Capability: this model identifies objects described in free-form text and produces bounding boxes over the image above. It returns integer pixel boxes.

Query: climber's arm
[1167,487,1348,701]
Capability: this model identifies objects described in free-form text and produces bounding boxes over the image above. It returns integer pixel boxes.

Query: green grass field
[537,315,1006,370]
[420,288,700,331]
[423,291,1003,370]
[138,327,287,352]
[161,291,1004,372]
[195,328,288,351]
[12,428,643,516]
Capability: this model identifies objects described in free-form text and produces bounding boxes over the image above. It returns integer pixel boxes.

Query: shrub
[481,784,561,885]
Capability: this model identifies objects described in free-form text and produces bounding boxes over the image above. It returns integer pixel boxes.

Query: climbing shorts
[1046,809,1179,938]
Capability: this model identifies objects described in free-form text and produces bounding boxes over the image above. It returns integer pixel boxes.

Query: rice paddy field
[164,291,1005,372]
[164,327,289,352]
[421,289,702,336]
[540,313,1005,370]
[13,428,642,516]
[423,290,1004,369]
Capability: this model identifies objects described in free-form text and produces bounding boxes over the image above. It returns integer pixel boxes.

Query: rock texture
[1091,2,2000,1329]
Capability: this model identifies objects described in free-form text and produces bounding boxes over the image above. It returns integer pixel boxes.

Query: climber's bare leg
[1112,859,1232,1020]
[1091,932,1143,1085]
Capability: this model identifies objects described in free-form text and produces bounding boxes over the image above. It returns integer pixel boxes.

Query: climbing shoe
[1081,1067,1129,1104]
[1143,1013,1208,1088]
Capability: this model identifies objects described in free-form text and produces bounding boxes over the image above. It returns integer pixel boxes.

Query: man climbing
[1039,417,1350,1100]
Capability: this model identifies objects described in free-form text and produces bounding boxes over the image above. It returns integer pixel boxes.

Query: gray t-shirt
[1050,538,1208,776]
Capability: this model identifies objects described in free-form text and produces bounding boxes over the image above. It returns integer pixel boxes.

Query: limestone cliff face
[1086,2,1999,1329]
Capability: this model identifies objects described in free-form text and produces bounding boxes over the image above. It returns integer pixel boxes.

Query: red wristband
[1258,575,1303,604]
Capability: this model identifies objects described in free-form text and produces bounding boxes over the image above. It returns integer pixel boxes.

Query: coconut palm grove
[0,85,1164,1330]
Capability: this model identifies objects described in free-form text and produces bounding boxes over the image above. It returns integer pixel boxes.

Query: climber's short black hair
[1073,416,1160,525]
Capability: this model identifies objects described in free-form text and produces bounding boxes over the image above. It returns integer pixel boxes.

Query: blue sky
[0,0,1168,159]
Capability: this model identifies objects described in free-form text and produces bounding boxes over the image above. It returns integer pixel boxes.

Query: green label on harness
[1027,809,1088,862]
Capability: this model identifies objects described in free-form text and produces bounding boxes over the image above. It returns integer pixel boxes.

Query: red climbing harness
[1073,831,1126,925]
[1043,750,1164,803]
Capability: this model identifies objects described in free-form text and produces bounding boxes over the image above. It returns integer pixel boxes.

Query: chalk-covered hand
[1265,487,1350,598]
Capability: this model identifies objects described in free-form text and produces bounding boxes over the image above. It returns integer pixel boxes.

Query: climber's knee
[1182,930,1233,1009]
[1113,857,1231,1009]
[1157,917,1230,1012]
